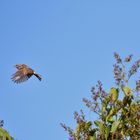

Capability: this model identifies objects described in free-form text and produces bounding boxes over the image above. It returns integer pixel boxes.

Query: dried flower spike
[114,52,122,63]
[125,54,133,62]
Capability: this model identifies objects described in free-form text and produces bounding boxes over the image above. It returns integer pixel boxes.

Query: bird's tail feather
[34,73,42,81]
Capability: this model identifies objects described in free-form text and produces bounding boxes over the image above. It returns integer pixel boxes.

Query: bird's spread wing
[11,70,32,83]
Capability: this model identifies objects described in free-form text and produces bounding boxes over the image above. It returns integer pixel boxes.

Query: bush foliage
[61,53,140,140]
[0,120,14,140]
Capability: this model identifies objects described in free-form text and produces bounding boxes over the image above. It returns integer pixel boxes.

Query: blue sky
[0,0,140,140]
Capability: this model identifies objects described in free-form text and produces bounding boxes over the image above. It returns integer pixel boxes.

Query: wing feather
[11,70,32,83]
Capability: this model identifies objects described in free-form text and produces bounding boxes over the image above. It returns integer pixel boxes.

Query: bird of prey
[11,64,42,83]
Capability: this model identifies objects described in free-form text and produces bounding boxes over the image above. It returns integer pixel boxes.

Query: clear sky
[0,0,140,140]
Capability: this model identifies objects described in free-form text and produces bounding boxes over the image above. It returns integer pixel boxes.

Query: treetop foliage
[0,120,14,140]
[61,53,140,140]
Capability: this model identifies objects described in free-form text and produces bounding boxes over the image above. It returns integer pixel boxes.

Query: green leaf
[87,121,92,127]
[110,88,119,102]
[105,125,111,140]
[85,121,92,130]
[75,124,80,138]
[90,135,96,140]
[111,121,120,134]
[94,120,100,127]
[106,108,115,122]
[122,86,132,96]
[107,117,115,123]
[0,128,14,140]
[94,121,105,137]
[102,101,107,112]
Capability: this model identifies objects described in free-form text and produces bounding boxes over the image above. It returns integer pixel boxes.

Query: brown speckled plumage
[12,64,42,83]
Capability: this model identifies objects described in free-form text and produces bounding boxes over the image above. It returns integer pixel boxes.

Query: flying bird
[11,64,42,83]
